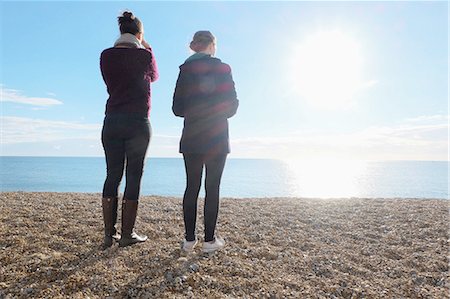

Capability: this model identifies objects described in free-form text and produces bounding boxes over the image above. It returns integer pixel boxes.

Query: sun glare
[283,158,368,198]
[290,30,365,109]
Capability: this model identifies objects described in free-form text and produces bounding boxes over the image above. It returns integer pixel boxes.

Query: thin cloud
[232,115,448,160]
[0,115,184,156]
[1,115,447,160]
[153,134,179,140]
[1,86,63,106]
[360,79,378,89]
[404,114,449,124]
[1,116,101,144]
[1,117,182,156]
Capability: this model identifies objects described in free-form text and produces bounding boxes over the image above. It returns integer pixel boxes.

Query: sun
[290,30,366,109]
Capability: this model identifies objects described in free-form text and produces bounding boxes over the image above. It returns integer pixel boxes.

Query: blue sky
[1,1,448,160]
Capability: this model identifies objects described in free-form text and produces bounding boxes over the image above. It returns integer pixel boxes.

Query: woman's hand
[142,39,151,49]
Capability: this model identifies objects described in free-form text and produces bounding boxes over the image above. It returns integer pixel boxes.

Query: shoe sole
[119,237,148,247]
[202,246,224,253]
[182,241,198,252]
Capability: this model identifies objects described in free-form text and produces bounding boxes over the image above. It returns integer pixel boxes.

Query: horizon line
[0,155,448,163]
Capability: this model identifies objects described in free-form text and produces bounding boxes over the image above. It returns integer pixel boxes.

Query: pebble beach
[0,192,448,298]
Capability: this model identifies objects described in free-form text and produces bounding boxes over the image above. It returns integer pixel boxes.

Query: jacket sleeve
[172,69,187,117]
[146,47,159,82]
[218,64,239,118]
[225,71,239,118]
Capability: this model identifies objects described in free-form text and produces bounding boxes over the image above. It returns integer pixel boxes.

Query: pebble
[1,192,447,298]
[174,277,182,285]
[164,272,174,282]
[189,263,200,272]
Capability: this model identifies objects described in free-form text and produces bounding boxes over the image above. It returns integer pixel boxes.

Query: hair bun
[189,31,216,52]
[122,11,134,19]
[118,11,135,24]
[117,10,142,34]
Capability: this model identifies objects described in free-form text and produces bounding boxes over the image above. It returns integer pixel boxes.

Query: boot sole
[119,237,148,247]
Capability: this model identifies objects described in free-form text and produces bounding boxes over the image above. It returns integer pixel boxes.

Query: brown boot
[119,198,147,247]
[102,197,121,249]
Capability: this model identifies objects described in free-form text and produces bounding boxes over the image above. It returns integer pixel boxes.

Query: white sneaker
[182,238,198,252]
[202,236,225,253]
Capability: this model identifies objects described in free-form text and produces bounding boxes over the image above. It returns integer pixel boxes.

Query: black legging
[183,153,227,242]
[102,114,151,201]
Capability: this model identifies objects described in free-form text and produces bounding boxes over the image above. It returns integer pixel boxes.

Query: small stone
[174,277,182,285]
[189,263,200,272]
[164,272,174,282]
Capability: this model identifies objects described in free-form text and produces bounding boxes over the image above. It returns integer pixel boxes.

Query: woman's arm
[143,40,159,82]
[217,64,239,118]
[172,70,187,117]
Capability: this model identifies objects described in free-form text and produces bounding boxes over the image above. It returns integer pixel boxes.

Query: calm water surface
[0,157,448,199]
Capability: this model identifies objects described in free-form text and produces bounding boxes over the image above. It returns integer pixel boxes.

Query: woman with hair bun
[173,31,239,253]
[100,11,158,249]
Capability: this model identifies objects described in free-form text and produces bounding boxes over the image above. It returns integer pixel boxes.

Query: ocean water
[0,157,448,199]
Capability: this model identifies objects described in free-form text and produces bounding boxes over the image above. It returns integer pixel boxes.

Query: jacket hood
[180,54,222,70]
[185,52,210,63]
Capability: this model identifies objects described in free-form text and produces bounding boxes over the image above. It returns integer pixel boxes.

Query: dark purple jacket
[172,55,239,155]
[100,47,158,117]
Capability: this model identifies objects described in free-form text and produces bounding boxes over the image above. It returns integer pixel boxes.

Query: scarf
[114,33,144,49]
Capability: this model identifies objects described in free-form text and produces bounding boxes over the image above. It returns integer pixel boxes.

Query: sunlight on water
[1,157,447,198]
[282,159,368,198]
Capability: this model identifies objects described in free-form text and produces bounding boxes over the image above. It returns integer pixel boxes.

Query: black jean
[101,114,151,201]
[183,153,227,242]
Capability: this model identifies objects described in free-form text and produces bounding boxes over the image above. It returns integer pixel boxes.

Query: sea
[0,157,448,199]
